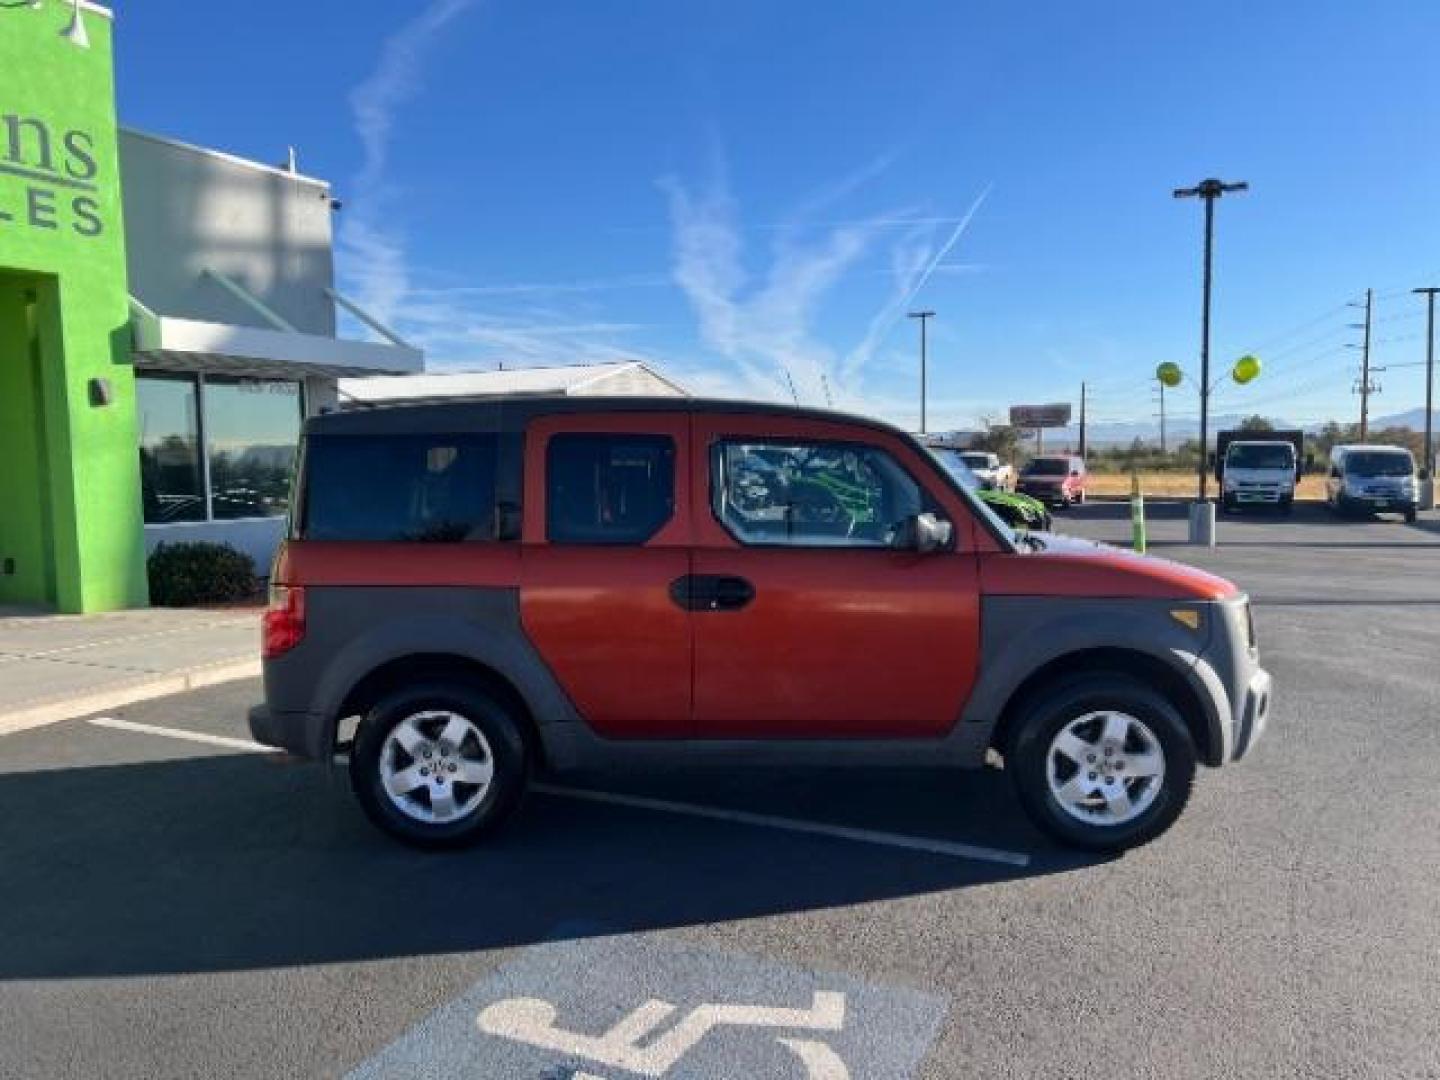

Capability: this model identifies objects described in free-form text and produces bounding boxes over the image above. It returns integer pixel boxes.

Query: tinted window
[1343,451,1413,477]
[204,376,303,520]
[301,433,502,542]
[546,434,675,545]
[1025,457,1070,476]
[714,440,924,548]
[137,373,206,524]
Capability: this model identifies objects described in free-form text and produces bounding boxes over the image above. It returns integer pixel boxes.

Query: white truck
[1216,430,1303,515]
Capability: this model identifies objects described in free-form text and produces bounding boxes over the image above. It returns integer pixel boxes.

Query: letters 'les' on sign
[0,113,106,239]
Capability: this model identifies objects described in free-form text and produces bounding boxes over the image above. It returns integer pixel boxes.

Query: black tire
[349,681,528,849]
[1279,497,1294,517]
[1005,674,1197,852]
[1220,495,1236,514]
[1405,508,1418,524]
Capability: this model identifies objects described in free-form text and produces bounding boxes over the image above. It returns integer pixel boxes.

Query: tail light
[262,583,306,659]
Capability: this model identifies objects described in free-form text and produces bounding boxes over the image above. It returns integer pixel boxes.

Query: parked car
[251,398,1271,853]
[1326,444,1419,522]
[1018,454,1087,507]
[1215,430,1303,515]
[956,451,1016,492]
[928,446,1051,531]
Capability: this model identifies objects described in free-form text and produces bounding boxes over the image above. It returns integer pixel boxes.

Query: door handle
[669,574,756,612]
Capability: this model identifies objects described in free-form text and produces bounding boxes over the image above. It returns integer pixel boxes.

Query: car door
[519,411,693,738]
[688,413,981,739]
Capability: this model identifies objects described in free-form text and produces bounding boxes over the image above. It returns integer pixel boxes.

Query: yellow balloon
[1156,362,1183,388]
[1232,354,1261,385]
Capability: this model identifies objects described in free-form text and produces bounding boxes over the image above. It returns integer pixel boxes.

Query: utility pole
[1356,288,1375,440]
[907,310,935,433]
[1079,382,1088,459]
[1174,177,1248,501]
[1415,287,1439,499]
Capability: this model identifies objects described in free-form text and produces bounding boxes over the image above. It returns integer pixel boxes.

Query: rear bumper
[248,703,330,759]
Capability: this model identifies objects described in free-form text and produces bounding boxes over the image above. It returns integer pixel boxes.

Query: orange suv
[250,398,1270,852]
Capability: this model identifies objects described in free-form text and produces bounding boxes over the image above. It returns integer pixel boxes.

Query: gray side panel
[261,587,584,760]
[962,596,1232,763]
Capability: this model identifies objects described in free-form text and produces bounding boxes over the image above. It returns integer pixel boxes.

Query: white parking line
[533,783,1031,867]
[84,717,1031,867]
[87,716,280,754]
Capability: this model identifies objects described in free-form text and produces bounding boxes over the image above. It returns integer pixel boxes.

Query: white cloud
[660,155,992,423]
[341,0,479,324]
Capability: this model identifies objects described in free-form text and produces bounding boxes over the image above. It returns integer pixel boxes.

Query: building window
[204,376,303,521]
[136,372,303,526]
[137,372,205,524]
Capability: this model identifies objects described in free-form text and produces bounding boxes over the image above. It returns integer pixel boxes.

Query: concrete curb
[0,657,261,738]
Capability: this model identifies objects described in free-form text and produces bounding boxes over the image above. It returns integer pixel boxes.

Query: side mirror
[896,512,953,554]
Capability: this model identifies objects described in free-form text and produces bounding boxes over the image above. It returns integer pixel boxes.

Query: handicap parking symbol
[348,932,948,1079]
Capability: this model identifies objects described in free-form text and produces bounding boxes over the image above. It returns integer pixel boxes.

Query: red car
[251,399,1269,852]
[1018,454,1087,507]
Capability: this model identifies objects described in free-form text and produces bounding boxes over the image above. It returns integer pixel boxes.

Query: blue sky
[115,0,1440,433]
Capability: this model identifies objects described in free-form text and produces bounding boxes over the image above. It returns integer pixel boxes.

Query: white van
[1326,445,1418,523]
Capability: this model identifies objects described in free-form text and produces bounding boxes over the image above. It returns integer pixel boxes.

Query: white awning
[131,311,423,379]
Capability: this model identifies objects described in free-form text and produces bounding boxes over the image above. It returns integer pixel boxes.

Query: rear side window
[546,434,675,545]
[300,433,504,542]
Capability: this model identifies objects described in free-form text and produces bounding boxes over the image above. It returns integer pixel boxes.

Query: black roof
[307,395,912,440]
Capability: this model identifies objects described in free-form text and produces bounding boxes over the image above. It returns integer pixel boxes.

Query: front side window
[204,377,303,520]
[546,434,675,545]
[137,373,205,524]
[301,433,501,542]
[713,440,924,548]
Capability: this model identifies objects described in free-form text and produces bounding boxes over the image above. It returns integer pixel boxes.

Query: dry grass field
[1085,471,1327,500]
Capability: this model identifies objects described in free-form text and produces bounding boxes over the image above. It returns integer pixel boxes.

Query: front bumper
[1224,487,1292,505]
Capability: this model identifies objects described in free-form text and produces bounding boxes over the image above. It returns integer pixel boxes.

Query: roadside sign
[1008,403,1071,428]
[349,932,948,1079]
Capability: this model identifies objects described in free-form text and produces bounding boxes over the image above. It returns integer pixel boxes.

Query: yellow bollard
[1130,472,1147,554]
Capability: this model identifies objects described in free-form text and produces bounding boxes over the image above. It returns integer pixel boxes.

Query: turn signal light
[262,584,306,659]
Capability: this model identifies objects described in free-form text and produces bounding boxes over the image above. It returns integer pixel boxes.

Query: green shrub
[147,542,258,607]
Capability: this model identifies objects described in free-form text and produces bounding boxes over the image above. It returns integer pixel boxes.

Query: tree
[1238,414,1274,433]
[974,419,1022,462]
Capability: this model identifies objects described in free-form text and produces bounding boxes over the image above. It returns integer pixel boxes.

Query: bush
[147,542,258,607]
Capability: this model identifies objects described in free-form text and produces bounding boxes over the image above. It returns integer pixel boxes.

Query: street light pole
[1174,178,1248,501]
[908,310,935,434]
[1415,287,1439,505]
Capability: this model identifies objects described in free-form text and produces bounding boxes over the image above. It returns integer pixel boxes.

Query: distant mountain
[1371,407,1440,431]
[1041,408,1439,449]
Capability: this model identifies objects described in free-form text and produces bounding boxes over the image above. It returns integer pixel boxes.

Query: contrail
[895,183,992,313]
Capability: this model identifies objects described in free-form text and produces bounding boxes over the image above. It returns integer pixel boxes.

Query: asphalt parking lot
[3,503,1438,1079]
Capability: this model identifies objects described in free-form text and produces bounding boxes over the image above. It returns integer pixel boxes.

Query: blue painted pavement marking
[349,931,948,1079]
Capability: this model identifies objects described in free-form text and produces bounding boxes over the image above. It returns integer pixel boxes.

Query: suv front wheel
[350,682,528,848]
[1007,675,1197,851]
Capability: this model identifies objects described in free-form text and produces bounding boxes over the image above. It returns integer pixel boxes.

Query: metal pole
[907,310,935,434]
[1416,287,1439,481]
[1079,381,1087,459]
[1159,381,1167,455]
[1360,288,1373,441]
[1173,178,1247,503]
[1198,193,1214,501]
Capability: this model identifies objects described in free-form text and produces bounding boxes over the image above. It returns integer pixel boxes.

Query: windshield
[925,447,1021,543]
[959,453,993,470]
[1025,457,1070,476]
[1227,443,1294,470]
[1344,451,1413,477]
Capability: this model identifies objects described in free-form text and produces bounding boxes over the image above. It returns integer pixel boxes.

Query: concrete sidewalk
[0,606,260,737]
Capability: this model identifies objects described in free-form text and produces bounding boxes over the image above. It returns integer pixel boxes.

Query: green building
[0,2,421,613]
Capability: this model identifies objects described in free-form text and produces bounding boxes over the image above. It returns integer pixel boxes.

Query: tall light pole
[1174,178,1248,501]
[1415,287,1439,506]
[908,310,935,434]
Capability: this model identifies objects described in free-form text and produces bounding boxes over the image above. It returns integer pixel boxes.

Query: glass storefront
[136,372,303,525]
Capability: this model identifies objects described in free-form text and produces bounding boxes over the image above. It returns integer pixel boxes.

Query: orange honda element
[251,398,1271,852]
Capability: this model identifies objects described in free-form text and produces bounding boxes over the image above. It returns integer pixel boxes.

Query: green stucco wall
[0,2,146,611]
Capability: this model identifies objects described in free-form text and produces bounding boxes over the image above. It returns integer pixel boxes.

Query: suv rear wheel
[350,682,528,848]
[1007,675,1196,851]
